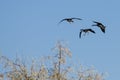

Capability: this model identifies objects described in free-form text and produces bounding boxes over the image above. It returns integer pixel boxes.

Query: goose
[79,28,95,38]
[59,17,82,24]
[92,21,106,33]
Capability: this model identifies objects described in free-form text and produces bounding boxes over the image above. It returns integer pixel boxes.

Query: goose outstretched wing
[79,30,83,38]
[58,18,67,24]
[89,29,95,33]
[71,18,82,20]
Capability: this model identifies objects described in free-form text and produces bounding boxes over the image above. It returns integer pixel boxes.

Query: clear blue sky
[0,0,120,80]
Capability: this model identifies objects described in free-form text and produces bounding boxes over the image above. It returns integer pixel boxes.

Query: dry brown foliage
[0,41,106,80]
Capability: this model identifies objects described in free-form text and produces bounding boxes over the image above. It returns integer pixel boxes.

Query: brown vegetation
[0,41,106,80]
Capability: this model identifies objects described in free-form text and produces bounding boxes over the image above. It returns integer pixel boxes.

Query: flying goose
[59,17,82,24]
[92,21,106,33]
[79,28,95,38]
